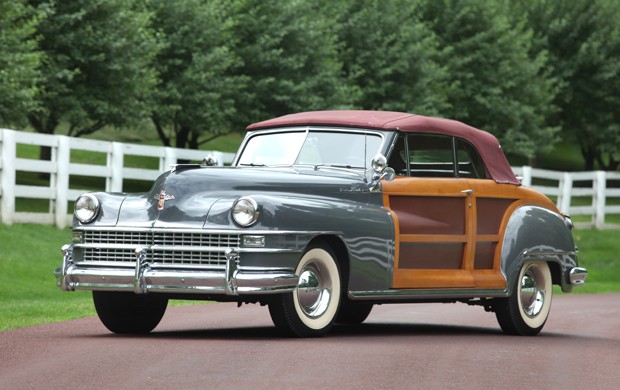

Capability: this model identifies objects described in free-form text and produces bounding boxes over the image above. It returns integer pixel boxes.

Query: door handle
[461,189,474,196]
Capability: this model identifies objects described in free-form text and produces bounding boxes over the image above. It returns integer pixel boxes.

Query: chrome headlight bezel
[74,194,100,224]
[232,196,260,227]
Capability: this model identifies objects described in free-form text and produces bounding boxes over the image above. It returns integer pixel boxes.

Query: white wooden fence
[512,166,620,229]
[1,129,619,229]
[0,129,234,228]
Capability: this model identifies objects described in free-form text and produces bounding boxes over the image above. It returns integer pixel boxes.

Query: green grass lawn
[0,224,95,331]
[0,223,617,332]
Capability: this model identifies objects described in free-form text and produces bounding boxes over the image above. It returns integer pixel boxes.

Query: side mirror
[380,167,396,182]
[369,154,395,191]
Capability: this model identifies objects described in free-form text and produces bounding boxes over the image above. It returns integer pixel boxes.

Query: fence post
[0,130,16,225]
[594,171,606,229]
[521,166,532,187]
[109,142,124,192]
[163,147,177,171]
[55,136,70,228]
[558,172,573,214]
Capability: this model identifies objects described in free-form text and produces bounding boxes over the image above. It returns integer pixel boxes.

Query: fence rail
[1,129,234,228]
[1,129,619,229]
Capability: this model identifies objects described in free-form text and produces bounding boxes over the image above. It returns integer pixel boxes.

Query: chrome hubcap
[297,262,332,319]
[520,265,546,318]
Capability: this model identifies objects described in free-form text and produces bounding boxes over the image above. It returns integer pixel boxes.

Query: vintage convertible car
[56,110,587,337]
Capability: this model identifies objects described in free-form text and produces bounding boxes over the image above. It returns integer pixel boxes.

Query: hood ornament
[155,190,175,210]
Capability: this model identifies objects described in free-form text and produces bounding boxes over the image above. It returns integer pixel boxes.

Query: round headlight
[232,197,259,227]
[75,194,100,223]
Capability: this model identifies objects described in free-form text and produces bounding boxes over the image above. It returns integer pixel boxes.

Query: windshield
[237,130,383,168]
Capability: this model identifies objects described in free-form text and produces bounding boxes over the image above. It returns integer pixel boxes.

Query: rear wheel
[269,243,341,337]
[495,261,553,336]
[93,291,168,334]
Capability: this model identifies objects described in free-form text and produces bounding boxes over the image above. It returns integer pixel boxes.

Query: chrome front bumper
[55,244,299,295]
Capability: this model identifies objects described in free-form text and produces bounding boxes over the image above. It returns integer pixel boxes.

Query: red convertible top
[247,110,519,185]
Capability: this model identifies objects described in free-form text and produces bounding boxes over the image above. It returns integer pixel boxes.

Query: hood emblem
[155,190,175,210]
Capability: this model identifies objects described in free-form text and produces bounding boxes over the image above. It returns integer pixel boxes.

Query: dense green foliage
[516,0,620,170]
[0,0,618,168]
[0,1,44,125]
[150,0,243,149]
[0,223,617,331]
[418,0,558,159]
[335,0,449,116]
[26,0,159,137]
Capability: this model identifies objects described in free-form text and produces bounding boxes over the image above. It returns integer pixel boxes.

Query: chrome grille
[78,230,240,268]
[83,230,152,246]
[84,247,135,262]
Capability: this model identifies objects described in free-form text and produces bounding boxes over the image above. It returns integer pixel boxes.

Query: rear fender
[500,205,578,295]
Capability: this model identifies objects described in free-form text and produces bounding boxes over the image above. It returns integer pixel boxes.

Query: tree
[517,0,620,170]
[26,0,159,143]
[149,0,245,149]
[229,0,352,128]
[416,0,559,161]
[0,1,44,126]
[334,0,450,116]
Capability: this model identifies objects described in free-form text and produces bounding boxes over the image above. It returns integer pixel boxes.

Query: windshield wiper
[239,163,266,167]
[313,164,364,170]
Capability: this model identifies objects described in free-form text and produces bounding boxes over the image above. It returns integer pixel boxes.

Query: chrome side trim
[569,267,588,286]
[522,250,577,259]
[73,226,339,236]
[349,288,508,301]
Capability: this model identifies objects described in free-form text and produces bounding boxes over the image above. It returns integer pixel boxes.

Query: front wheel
[268,243,341,337]
[93,291,168,334]
[336,301,373,324]
[494,261,553,336]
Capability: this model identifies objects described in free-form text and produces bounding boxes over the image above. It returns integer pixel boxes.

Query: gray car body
[57,126,583,304]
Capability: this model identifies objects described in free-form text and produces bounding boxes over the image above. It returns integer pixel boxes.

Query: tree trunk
[581,146,596,171]
[175,125,190,149]
[596,153,620,172]
[175,125,191,164]
[152,113,171,147]
[189,130,199,150]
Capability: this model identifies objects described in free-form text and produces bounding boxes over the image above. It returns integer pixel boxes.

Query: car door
[384,134,515,290]
[383,133,477,289]
[455,138,515,290]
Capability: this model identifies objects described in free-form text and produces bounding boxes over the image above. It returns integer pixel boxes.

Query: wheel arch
[306,234,350,287]
[500,205,578,296]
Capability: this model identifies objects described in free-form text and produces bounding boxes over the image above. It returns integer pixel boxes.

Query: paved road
[1,293,619,389]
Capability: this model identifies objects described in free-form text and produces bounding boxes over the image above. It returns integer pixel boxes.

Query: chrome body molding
[349,289,508,301]
[56,243,300,296]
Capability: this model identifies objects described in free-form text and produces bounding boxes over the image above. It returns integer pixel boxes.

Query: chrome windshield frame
[233,126,387,170]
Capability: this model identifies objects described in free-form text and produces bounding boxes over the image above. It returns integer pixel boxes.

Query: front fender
[249,193,395,291]
[500,205,578,294]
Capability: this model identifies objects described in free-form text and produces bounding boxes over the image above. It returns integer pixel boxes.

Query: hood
[115,166,370,228]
